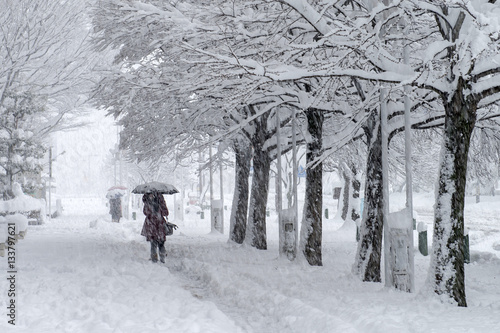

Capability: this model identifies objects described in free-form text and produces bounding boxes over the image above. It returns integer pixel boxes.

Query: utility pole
[291,109,298,259]
[219,148,224,233]
[404,42,415,292]
[275,108,284,256]
[381,88,391,288]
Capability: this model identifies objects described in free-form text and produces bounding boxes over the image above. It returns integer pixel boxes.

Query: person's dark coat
[109,198,122,222]
[141,193,169,241]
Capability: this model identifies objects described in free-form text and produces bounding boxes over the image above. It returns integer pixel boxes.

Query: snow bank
[6,213,28,233]
[0,214,28,242]
[0,183,45,213]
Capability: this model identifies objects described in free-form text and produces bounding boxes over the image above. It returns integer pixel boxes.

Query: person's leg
[159,241,166,263]
[150,240,158,262]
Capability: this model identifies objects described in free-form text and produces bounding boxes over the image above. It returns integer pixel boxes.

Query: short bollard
[417,222,428,256]
[325,208,329,219]
[200,211,204,219]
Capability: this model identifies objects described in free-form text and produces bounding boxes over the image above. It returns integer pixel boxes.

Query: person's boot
[151,253,158,263]
[159,243,166,263]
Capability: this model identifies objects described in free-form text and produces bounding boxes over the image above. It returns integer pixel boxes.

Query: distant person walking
[109,197,122,223]
[141,191,176,263]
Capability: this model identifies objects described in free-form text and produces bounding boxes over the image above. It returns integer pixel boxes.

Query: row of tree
[90,0,500,307]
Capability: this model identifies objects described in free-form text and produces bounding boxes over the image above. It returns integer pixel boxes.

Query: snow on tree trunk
[245,114,272,250]
[245,149,271,250]
[353,111,384,282]
[229,138,251,244]
[430,83,476,307]
[300,108,324,266]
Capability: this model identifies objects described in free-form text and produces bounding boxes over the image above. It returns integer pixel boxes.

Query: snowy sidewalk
[0,216,242,333]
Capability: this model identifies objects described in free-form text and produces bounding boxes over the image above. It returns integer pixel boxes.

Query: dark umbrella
[132,182,179,195]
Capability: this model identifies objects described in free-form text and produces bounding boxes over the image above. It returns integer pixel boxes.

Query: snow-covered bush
[0,183,46,224]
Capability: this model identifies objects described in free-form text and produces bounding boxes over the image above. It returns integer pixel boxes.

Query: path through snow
[1,216,242,333]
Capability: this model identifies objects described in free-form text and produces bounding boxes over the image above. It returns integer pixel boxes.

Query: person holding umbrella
[106,186,127,223]
[133,182,179,263]
[109,197,122,222]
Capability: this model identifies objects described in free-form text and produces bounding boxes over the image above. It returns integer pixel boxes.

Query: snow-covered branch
[182,42,412,84]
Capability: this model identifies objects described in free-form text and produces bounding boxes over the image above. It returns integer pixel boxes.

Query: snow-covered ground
[1,191,499,332]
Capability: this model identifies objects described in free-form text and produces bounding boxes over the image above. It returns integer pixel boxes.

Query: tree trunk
[246,147,271,249]
[431,82,476,307]
[300,108,324,266]
[245,112,271,250]
[229,138,251,244]
[353,110,384,282]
